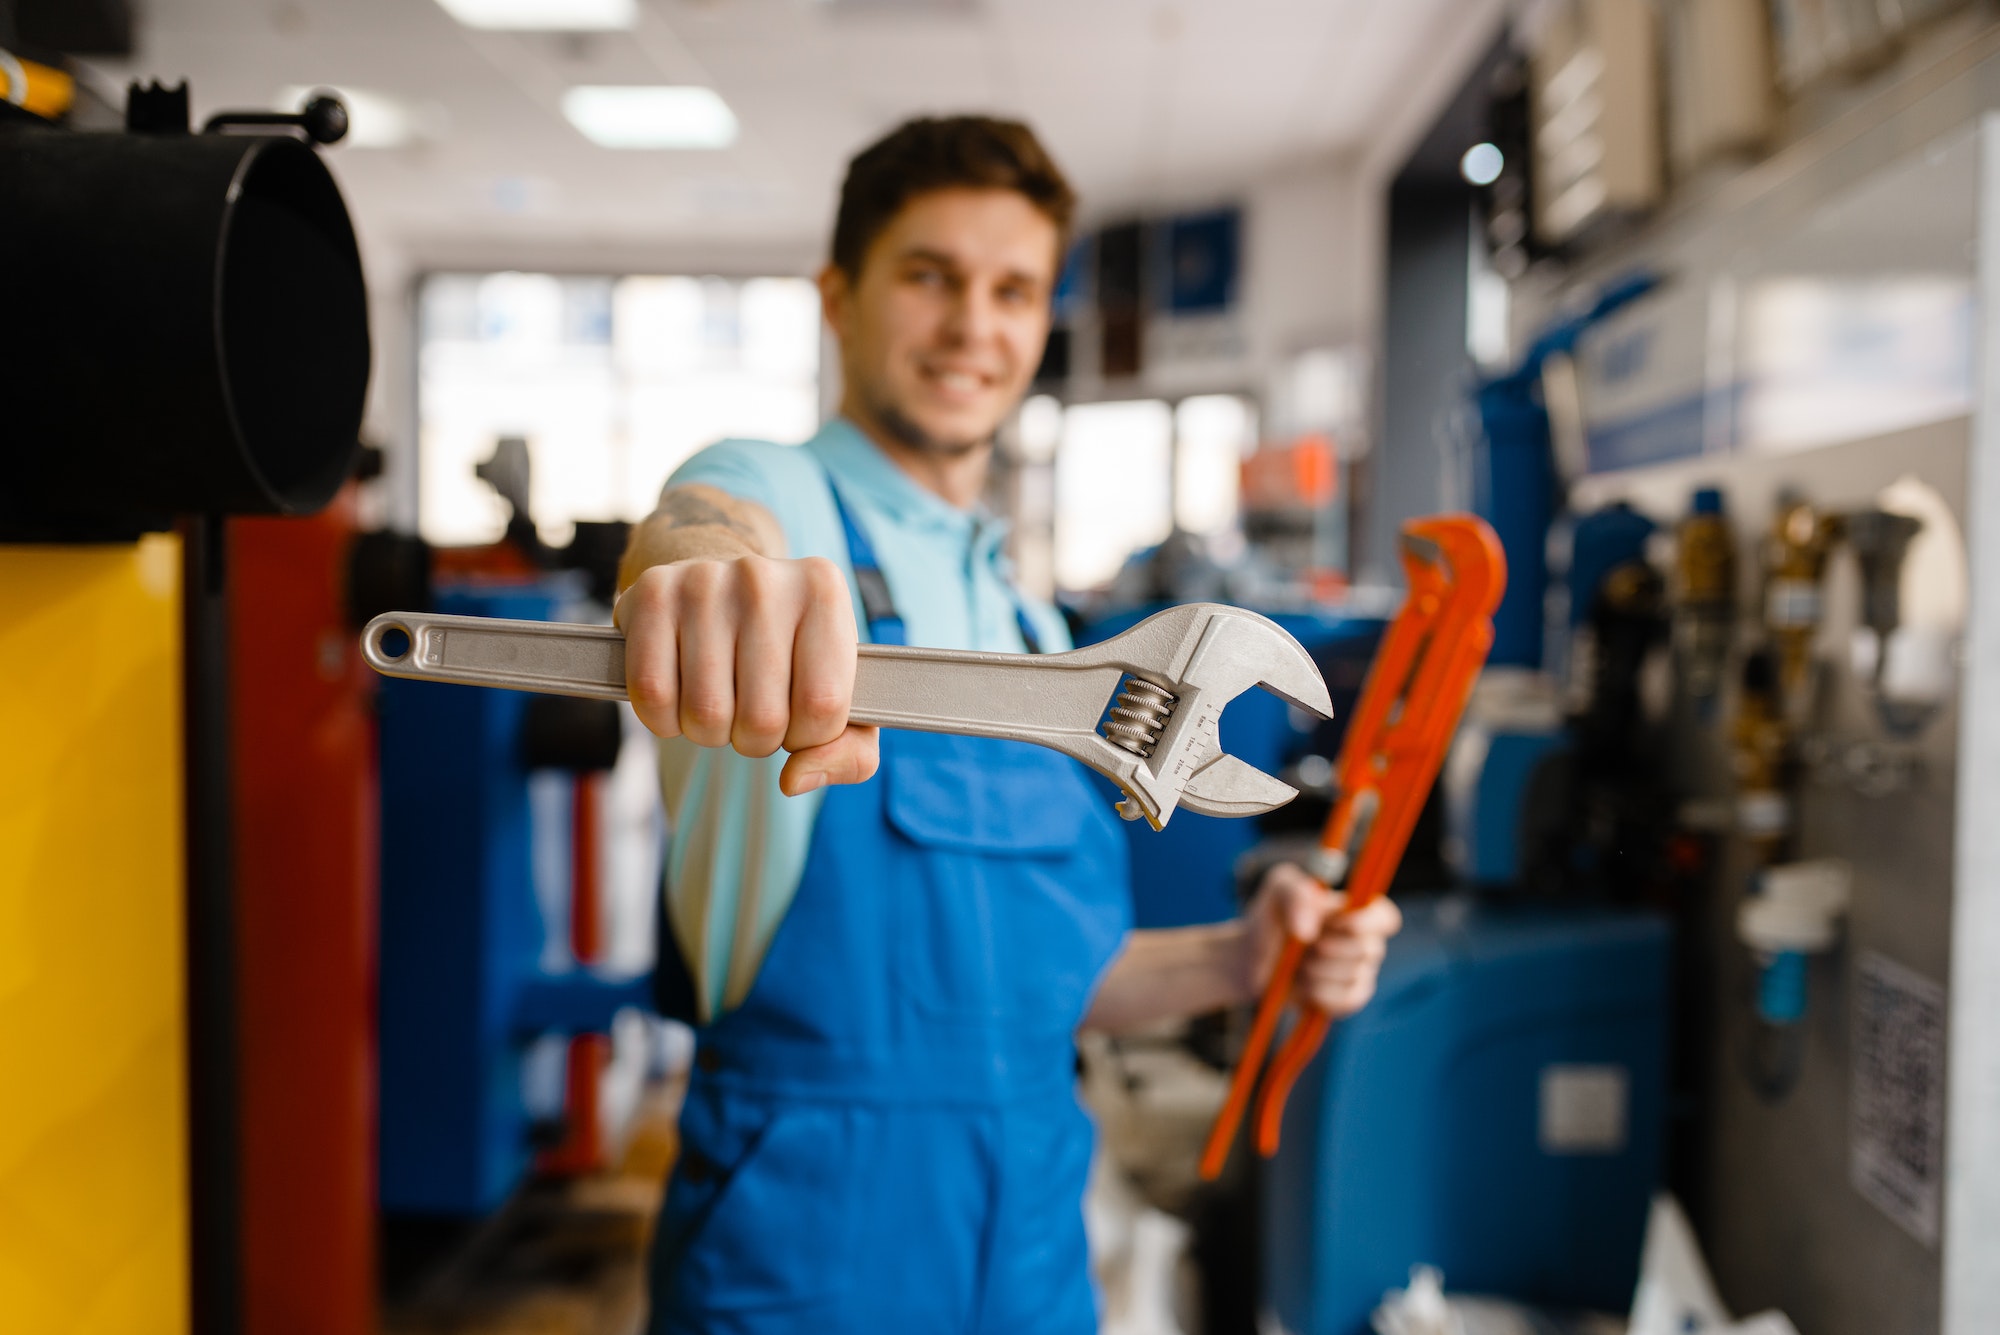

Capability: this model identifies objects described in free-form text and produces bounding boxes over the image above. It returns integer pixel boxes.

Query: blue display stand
[378,583,648,1216]
[1263,897,1670,1333]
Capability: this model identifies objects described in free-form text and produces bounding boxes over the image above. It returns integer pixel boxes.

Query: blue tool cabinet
[1263,897,1670,1333]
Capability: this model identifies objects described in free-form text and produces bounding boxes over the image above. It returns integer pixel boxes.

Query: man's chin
[873,399,1003,458]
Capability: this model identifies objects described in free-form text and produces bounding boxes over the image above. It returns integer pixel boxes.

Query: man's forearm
[1080,921,1253,1036]
[617,484,784,590]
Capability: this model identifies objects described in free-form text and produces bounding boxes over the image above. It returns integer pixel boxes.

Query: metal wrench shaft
[355,609,1123,737]
[360,604,1330,830]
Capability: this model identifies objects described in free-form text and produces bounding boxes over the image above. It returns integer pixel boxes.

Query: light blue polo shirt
[655,417,1070,1020]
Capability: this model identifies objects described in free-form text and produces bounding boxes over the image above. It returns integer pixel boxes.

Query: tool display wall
[1529,67,2000,1333]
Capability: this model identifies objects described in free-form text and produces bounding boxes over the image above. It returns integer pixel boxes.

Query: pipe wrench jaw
[1402,514,1508,615]
[1093,605,1334,831]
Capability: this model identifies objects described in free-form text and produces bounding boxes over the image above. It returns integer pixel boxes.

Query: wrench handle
[360,612,1121,749]
[361,612,629,700]
[846,641,1120,746]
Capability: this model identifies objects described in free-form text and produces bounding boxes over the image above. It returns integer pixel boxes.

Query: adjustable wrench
[1197,514,1506,1178]
[359,602,1332,830]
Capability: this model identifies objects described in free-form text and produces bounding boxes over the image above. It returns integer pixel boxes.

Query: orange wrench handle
[1246,628,1489,1154]
[1255,1007,1331,1156]
[1199,770,1374,1179]
[1197,515,1505,1182]
[1199,934,1307,1181]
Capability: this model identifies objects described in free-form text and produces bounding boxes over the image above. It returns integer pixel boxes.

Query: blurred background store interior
[6,0,2000,1333]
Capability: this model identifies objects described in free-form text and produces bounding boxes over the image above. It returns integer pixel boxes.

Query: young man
[617,116,1402,1333]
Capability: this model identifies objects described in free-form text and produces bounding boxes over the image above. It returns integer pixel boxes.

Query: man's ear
[817,263,851,339]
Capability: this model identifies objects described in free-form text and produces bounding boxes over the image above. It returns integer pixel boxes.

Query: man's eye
[908,268,946,287]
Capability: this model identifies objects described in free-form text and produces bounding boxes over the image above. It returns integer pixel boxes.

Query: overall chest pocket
[882,731,1128,1030]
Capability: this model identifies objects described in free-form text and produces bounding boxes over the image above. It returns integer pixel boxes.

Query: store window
[417,271,821,546]
[1174,394,1254,536]
[1046,393,1256,593]
[1053,399,1174,592]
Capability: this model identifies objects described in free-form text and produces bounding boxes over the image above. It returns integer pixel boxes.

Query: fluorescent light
[279,85,439,149]
[562,86,737,150]
[1460,142,1504,187]
[433,0,636,30]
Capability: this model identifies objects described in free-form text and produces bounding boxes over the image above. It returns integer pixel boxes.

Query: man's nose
[942,283,1000,346]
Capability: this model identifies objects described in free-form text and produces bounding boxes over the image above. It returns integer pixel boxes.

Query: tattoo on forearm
[658,491,754,536]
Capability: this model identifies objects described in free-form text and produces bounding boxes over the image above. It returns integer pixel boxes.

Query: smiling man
[617,116,1402,1333]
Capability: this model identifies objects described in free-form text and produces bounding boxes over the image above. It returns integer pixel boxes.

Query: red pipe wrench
[1198,515,1506,1180]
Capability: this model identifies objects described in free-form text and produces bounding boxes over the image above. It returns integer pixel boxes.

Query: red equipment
[1199,514,1506,1180]
[230,486,379,1334]
[537,774,613,1177]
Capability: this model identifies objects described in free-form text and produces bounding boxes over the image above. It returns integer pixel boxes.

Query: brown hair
[830,116,1077,278]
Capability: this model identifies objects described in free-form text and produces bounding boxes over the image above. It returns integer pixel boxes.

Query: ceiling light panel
[433,0,637,31]
[562,86,738,150]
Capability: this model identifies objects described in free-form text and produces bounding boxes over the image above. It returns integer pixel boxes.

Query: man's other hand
[1241,862,1403,1018]
[616,553,878,796]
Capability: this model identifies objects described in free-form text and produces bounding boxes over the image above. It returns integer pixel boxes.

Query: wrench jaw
[1112,687,1227,831]
[1096,605,1335,830]
[1177,753,1301,819]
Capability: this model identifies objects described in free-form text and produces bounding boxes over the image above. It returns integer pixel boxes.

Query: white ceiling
[84,0,1476,272]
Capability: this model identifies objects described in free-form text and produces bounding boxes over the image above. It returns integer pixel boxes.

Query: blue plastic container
[1263,897,1670,1333]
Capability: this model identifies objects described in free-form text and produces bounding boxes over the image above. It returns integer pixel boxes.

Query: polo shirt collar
[810,417,1011,562]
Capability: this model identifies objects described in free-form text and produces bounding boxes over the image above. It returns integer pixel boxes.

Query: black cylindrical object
[521,694,626,773]
[0,117,370,522]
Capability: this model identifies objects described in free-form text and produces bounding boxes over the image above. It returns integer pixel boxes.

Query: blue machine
[1264,897,1670,1334]
[378,582,649,1216]
[1566,502,1656,628]
[1444,726,1567,886]
[1076,606,1384,927]
[1474,271,1658,668]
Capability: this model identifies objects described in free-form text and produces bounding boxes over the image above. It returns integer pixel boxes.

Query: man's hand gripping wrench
[359,602,1333,830]
[1197,515,1506,1180]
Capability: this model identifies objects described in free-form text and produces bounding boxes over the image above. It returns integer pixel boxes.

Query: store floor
[384,1079,684,1335]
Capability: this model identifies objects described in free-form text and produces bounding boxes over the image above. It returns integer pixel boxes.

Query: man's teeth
[934,371,981,392]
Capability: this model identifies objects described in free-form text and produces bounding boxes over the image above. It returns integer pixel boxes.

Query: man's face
[822,187,1059,455]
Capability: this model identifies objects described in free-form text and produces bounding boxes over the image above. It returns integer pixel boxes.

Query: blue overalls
[648,472,1133,1334]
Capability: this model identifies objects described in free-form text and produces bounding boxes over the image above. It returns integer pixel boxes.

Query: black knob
[298,94,349,145]
[202,92,349,146]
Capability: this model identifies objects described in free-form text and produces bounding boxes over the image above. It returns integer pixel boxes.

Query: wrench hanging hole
[1103,676,1177,757]
[374,623,412,660]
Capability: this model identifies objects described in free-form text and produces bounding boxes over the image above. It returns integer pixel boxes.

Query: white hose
[0,47,29,107]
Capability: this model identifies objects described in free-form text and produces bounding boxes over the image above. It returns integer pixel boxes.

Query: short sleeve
[666,437,845,566]
[668,438,785,515]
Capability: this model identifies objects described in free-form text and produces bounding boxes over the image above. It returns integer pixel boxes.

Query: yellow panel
[0,536,188,1335]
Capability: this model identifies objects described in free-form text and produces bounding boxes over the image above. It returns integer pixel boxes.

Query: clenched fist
[615,553,879,796]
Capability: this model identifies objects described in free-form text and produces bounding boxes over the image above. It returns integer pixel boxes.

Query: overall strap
[821,465,1043,654]
[824,472,908,647]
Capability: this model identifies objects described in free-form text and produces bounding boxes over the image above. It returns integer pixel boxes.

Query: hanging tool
[1761,493,1840,720]
[361,601,1331,831]
[1198,515,1505,1180]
